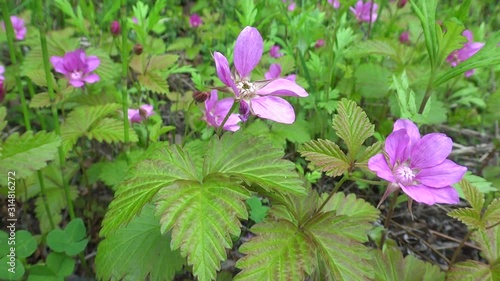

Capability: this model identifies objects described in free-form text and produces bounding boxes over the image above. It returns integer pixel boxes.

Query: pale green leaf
[0,131,61,183]
[30,92,62,109]
[138,72,170,94]
[87,48,120,82]
[354,64,391,98]
[167,37,194,52]
[203,131,306,195]
[155,176,250,281]
[0,107,6,133]
[447,260,498,281]
[24,69,58,89]
[436,19,466,66]
[235,220,316,281]
[147,54,179,71]
[410,0,439,67]
[96,204,184,281]
[455,172,498,198]
[332,98,374,161]
[371,247,445,281]
[355,141,383,171]
[299,139,350,177]
[87,118,138,144]
[460,178,485,211]
[473,226,500,264]
[483,199,500,228]
[448,208,483,230]
[347,40,402,64]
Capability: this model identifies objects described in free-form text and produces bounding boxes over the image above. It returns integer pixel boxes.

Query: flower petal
[85,55,101,72]
[213,52,239,96]
[400,184,460,205]
[410,133,452,169]
[368,153,395,182]
[256,78,308,97]
[69,79,85,88]
[205,90,218,111]
[50,56,67,75]
[416,159,467,188]
[393,119,420,150]
[250,96,295,124]
[384,129,409,167]
[264,63,282,80]
[234,26,263,78]
[83,73,100,84]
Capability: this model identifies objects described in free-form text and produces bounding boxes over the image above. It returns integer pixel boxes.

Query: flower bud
[193,91,209,103]
[399,31,409,44]
[133,44,143,55]
[110,20,121,36]
[398,0,407,8]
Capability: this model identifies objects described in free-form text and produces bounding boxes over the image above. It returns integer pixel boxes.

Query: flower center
[70,71,83,80]
[393,164,416,186]
[236,81,256,100]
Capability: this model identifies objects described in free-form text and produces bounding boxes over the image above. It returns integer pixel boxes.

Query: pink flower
[204,90,240,131]
[315,39,325,48]
[269,45,283,58]
[328,0,340,9]
[0,66,4,102]
[213,26,308,124]
[189,13,202,28]
[132,17,139,24]
[283,0,296,11]
[350,0,378,23]
[110,20,121,36]
[50,49,100,88]
[368,119,467,206]
[2,16,26,41]
[399,31,409,44]
[0,65,4,81]
[128,104,154,123]
[264,63,296,82]
[447,30,485,77]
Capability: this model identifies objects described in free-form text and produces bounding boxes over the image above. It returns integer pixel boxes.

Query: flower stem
[450,229,473,265]
[216,99,240,136]
[120,0,130,155]
[315,175,349,215]
[35,0,76,220]
[379,189,399,249]
[418,68,435,114]
[348,176,385,185]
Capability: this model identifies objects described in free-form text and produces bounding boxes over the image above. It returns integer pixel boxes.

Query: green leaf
[14,231,37,258]
[46,218,88,256]
[96,204,184,281]
[0,256,25,281]
[100,144,199,236]
[26,265,58,281]
[46,252,74,278]
[354,64,391,98]
[87,48,120,82]
[436,19,466,67]
[447,260,499,281]
[447,208,483,229]
[299,139,350,177]
[203,131,306,195]
[167,37,194,52]
[355,141,383,171]
[371,246,445,281]
[29,92,63,109]
[0,131,61,184]
[347,40,402,65]
[24,69,58,89]
[246,196,270,223]
[88,118,138,144]
[460,178,485,211]
[155,176,250,281]
[0,107,6,133]
[138,72,170,94]
[473,226,500,264]
[483,199,500,228]
[410,0,439,67]
[235,220,316,280]
[332,98,374,161]
[454,172,498,198]
[147,54,179,71]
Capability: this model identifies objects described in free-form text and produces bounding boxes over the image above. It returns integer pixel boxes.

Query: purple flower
[128,104,154,123]
[110,20,121,36]
[350,0,378,23]
[2,16,26,41]
[328,0,340,9]
[368,119,467,206]
[204,90,240,131]
[265,63,296,82]
[282,0,296,11]
[0,65,4,102]
[399,31,409,44]
[315,39,325,48]
[0,65,4,81]
[447,30,485,77]
[269,45,283,58]
[50,49,100,88]
[213,26,308,124]
[189,13,202,28]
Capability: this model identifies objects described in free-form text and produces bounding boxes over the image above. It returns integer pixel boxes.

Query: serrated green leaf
[460,178,485,211]
[29,92,63,109]
[96,204,184,281]
[24,69,58,89]
[87,118,138,144]
[203,131,306,195]
[0,107,6,133]
[100,144,199,236]
[167,37,194,52]
[235,219,316,281]
[436,19,466,66]
[0,131,61,183]
[156,176,250,281]
[455,172,498,198]
[483,199,500,228]
[354,64,391,98]
[147,54,179,71]
[332,98,374,161]
[473,226,500,264]
[448,208,483,229]
[447,260,498,281]
[355,141,383,171]
[299,139,350,177]
[371,246,445,281]
[347,40,402,64]
[138,72,170,94]
[87,48,120,82]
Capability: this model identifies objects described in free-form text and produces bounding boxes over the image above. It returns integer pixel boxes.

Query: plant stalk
[379,189,399,249]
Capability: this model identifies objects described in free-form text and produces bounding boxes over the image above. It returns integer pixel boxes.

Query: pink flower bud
[110,20,121,36]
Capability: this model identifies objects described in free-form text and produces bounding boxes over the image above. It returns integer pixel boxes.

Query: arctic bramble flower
[2,16,26,40]
[50,49,100,88]
[189,13,202,28]
[213,26,308,124]
[110,20,121,36]
[350,0,378,23]
[328,0,340,9]
[204,90,240,131]
[265,63,296,82]
[128,104,154,123]
[269,45,283,58]
[315,39,325,48]
[369,119,467,207]
[447,30,485,77]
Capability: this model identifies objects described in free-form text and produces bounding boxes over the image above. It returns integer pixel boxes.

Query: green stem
[36,0,76,220]
[450,229,473,265]
[418,68,435,114]
[182,100,195,145]
[120,1,130,156]
[349,176,385,185]
[37,172,55,230]
[216,99,240,136]
[315,175,349,215]
[27,79,47,130]
[379,189,399,249]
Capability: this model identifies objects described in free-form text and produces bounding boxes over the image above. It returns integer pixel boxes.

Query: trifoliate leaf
[235,220,316,281]
[147,54,179,71]
[95,204,184,281]
[203,131,305,195]
[0,131,61,184]
[332,99,374,161]
[299,139,350,177]
[88,118,138,144]
[155,176,250,281]
[246,196,270,223]
[138,72,170,94]
[473,225,500,264]
[371,246,445,281]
